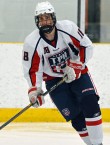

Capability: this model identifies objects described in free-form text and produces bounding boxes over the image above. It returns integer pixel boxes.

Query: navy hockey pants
[45,72,100,121]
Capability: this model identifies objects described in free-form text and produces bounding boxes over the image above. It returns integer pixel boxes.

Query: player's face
[38,13,54,27]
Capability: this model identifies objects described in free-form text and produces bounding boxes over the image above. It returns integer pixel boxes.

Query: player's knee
[80,94,101,118]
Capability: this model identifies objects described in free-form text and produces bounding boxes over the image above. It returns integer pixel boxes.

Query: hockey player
[22,1,103,145]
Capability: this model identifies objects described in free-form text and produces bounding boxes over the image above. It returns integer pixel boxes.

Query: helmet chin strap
[35,13,56,34]
[39,25,55,34]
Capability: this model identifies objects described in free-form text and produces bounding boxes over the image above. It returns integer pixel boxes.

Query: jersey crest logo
[48,48,70,74]
[44,47,50,54]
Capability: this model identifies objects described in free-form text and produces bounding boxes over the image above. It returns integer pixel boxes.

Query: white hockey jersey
[22,20,93,88]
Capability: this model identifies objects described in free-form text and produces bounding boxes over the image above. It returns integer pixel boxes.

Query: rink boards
[0,108,110,122]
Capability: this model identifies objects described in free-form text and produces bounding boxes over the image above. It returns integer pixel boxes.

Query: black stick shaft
[0,104,32,130]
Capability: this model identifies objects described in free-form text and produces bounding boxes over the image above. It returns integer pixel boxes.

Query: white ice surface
[0,123,110,145]
[0,43,110,108]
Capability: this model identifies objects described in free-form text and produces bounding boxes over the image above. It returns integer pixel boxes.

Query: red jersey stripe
[79,46,85,63]
[29,51,40,86]
[70,36,85,63]
[70,36,80,48]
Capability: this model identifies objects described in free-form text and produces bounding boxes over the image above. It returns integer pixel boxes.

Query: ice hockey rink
[0,43,110,145]
[0,0,110,144]
[0,122,110,145]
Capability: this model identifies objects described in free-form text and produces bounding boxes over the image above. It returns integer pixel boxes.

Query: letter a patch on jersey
[44,47,50,54]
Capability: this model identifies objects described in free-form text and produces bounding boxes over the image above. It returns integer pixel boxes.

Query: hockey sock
[78,130,92,145]
[81,94,103,144]
[71,112,92,145]
[85,115,103,145]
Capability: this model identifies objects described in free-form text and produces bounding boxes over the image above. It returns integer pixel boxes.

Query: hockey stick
[0,77,66,130]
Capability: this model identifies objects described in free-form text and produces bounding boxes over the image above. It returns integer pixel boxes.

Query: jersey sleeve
[22,40,43,88]
[68,21,94,64]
